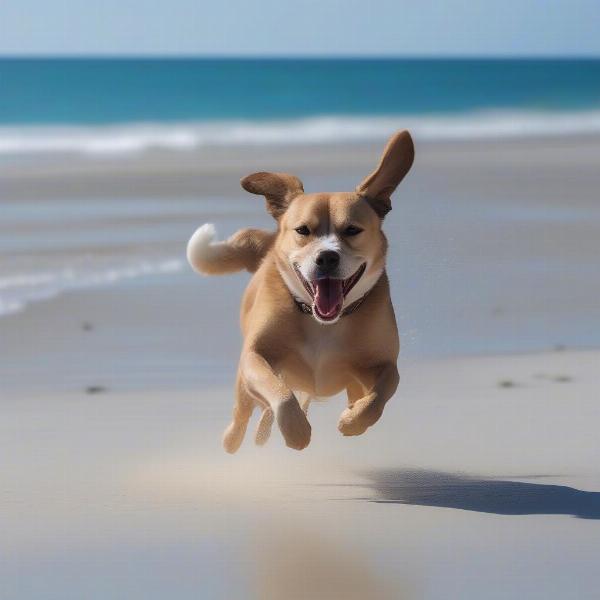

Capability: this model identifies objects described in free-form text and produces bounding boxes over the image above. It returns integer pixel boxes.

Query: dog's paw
[277,399,312,450]
[337,394,383,437]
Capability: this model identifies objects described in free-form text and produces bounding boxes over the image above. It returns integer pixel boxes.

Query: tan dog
[187,131,414,452]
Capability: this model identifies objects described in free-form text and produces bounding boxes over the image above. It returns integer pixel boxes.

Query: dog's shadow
[357,469,600,519]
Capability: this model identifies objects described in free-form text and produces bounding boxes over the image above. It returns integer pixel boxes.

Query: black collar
[293,294,368,318]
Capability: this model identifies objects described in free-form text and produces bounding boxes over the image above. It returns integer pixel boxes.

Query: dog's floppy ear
[356,130,414,218]
[241,172,304,219]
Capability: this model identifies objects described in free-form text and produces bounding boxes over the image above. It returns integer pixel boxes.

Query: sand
[2,135,600,598]
[2,346,600,598]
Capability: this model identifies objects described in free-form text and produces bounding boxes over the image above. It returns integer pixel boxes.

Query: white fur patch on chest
[298,326,348,396]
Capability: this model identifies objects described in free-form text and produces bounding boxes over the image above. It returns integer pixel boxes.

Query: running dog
[187,130,414,452]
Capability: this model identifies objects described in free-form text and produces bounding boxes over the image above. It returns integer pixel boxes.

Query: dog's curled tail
[187,224,274,275]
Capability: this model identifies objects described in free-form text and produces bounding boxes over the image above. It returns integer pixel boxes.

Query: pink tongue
[313,278,344,319]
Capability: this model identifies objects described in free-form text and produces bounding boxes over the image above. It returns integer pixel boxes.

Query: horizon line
[1,53,599,61]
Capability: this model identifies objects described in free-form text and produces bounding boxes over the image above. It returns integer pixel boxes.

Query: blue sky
[0,0,598,57]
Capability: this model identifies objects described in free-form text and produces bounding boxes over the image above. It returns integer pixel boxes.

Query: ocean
[1,58,600,155]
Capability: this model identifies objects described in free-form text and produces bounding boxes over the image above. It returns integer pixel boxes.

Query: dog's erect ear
[241,172,304,219]
[356,130,414,219]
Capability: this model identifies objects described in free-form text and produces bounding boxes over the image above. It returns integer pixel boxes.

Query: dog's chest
[297,326,349,394]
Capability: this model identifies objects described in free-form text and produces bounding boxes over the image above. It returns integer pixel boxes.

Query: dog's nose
[315,250,340,271]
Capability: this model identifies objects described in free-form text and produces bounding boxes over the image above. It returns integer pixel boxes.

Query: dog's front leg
[241,350,311,450]
[338,363,399,436]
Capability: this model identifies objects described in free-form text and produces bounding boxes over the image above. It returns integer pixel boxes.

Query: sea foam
[0,259,183,317]
[1,109,600,157]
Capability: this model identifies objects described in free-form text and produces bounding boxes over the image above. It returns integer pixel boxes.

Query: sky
[0,0,598,57]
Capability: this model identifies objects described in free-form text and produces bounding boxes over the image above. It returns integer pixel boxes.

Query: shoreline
[0,263,596,395]
[2,132,600,385]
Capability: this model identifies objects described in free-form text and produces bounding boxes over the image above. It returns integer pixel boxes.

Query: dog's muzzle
[293,262,367,322]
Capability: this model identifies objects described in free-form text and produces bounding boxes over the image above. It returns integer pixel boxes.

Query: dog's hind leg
[297,391,312,415]
[223,374,255,454]
[254,406,274,446]
[240,383,274,446]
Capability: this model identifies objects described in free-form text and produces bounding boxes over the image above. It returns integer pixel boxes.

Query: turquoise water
[1,58,600,156]
[1,58,600,124]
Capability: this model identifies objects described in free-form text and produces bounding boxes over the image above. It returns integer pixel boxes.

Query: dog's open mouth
[293,263,366,321]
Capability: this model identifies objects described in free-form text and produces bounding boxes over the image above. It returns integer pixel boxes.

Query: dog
[187,130,414,452]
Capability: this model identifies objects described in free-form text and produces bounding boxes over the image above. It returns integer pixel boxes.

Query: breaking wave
[1,109,600,157]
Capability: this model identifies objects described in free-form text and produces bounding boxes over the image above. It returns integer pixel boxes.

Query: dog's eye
[295,225,310,236]
[343,225,363,237]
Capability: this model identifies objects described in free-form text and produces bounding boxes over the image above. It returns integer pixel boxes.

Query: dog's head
[241,131,414,324]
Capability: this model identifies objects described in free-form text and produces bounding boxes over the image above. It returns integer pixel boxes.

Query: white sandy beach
[2,344,600,598]
[2,136,600,598]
